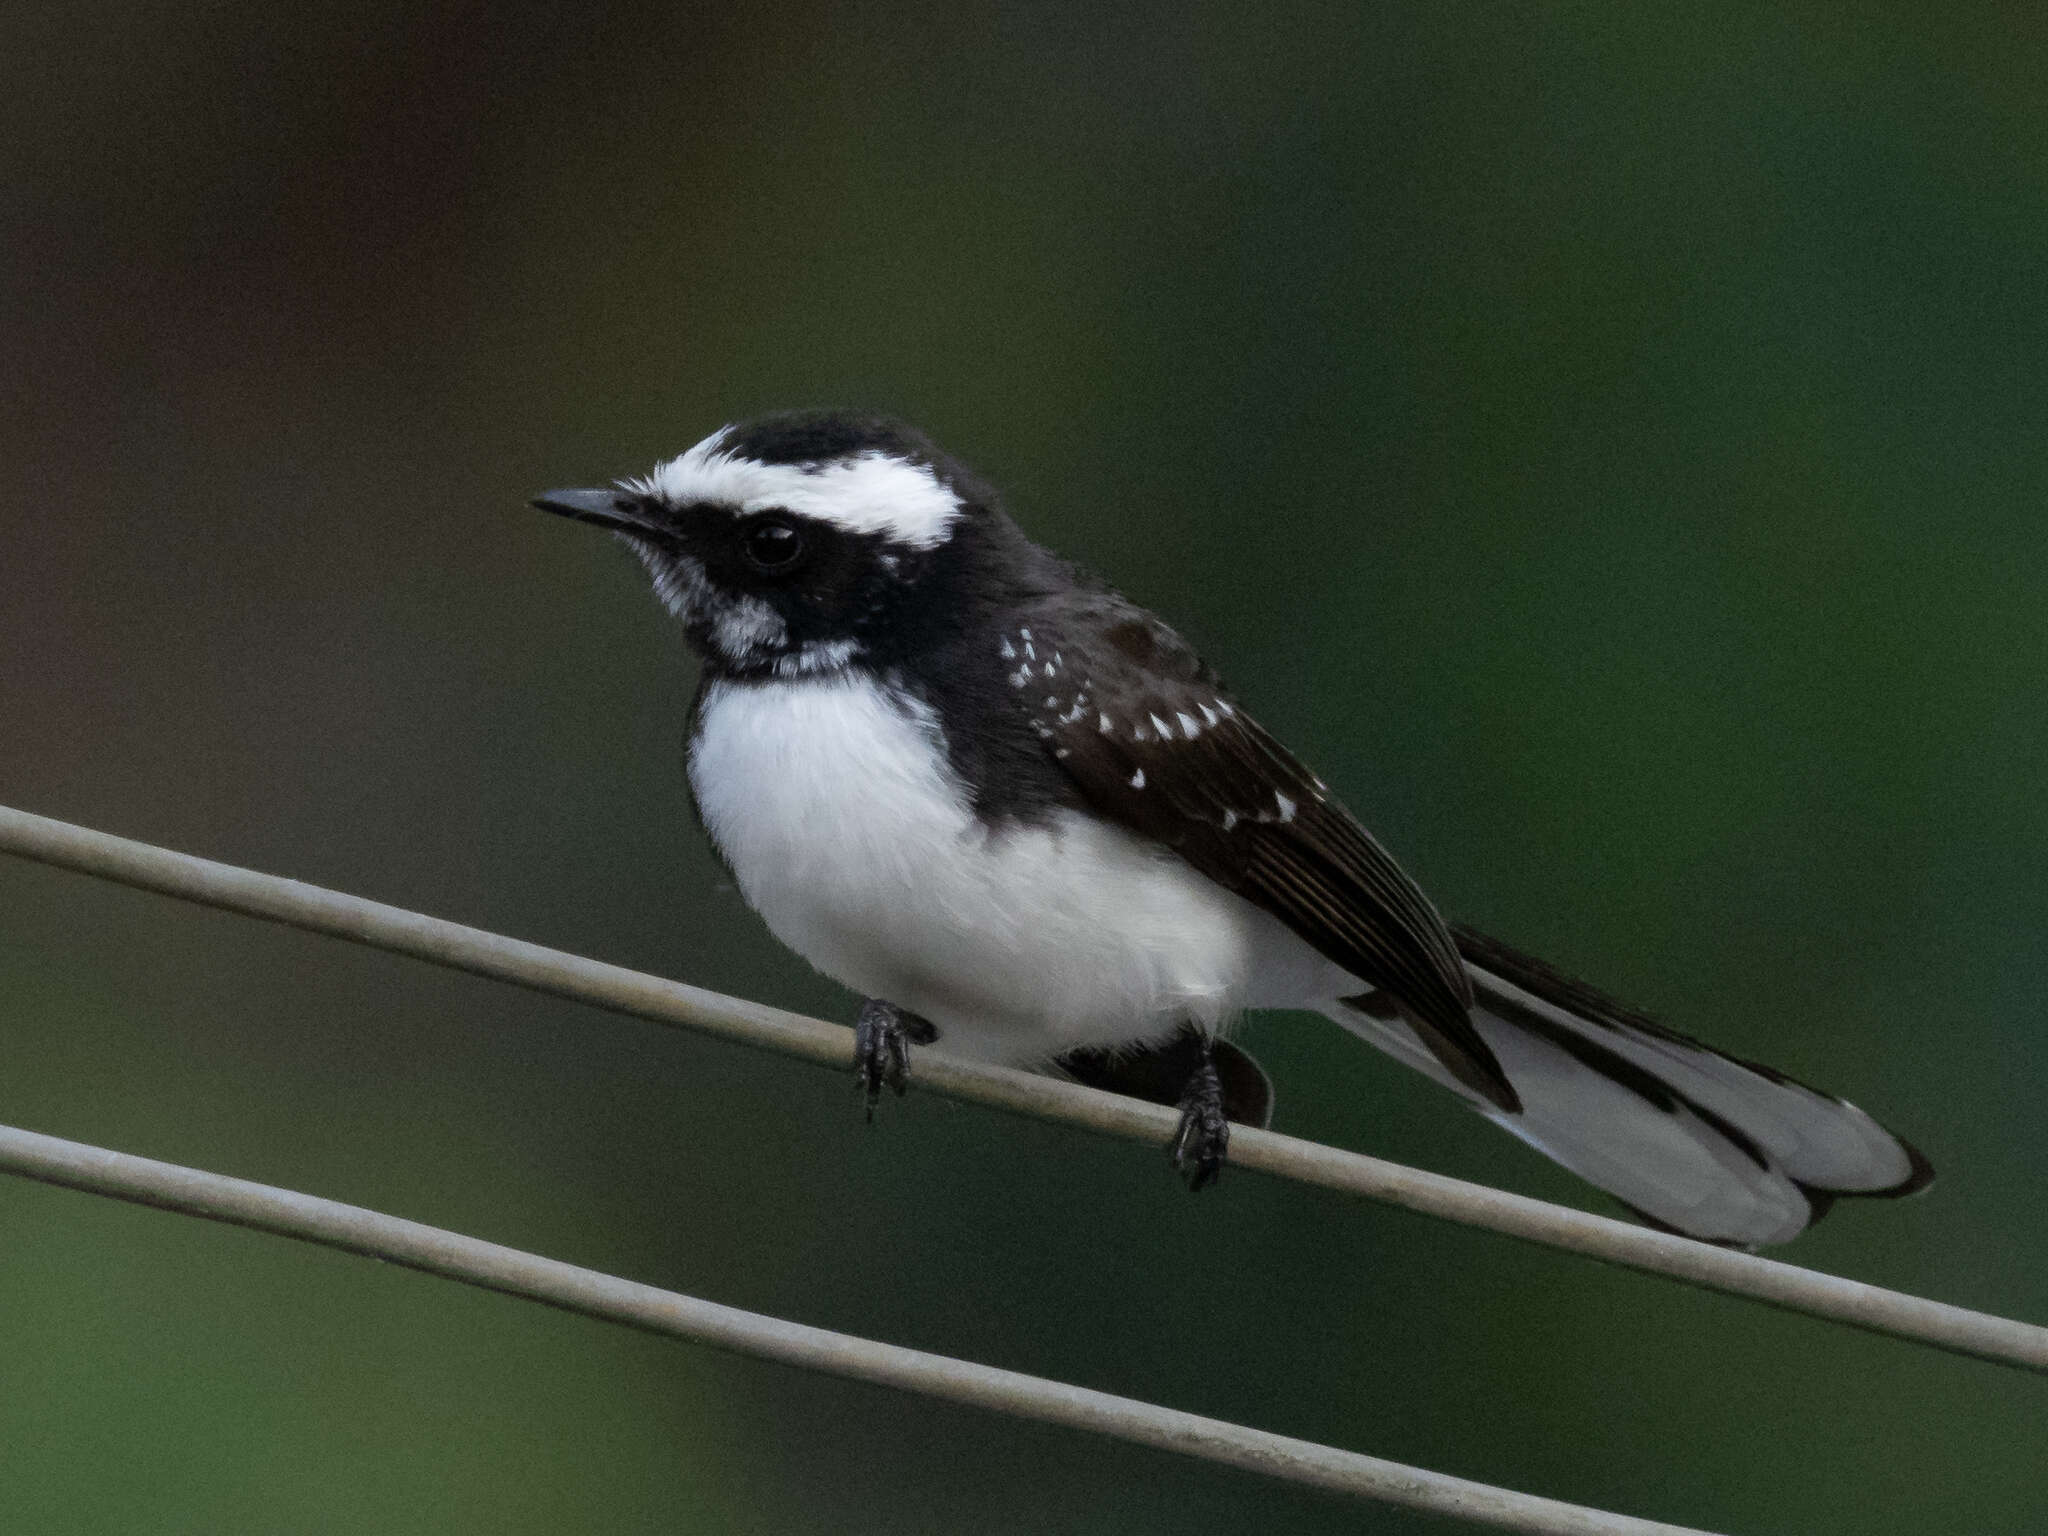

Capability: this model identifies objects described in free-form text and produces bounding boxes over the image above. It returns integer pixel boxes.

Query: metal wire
[0,1122,1720,1535]
[3,802,2044,1374]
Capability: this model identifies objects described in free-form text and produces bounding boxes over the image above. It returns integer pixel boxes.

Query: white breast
[687,673,1333,1063]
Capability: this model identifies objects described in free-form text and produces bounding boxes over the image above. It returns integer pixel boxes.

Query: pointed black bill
[531,487,659,535]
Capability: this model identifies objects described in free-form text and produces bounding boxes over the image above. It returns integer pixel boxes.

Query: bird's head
[535,411,1011,677]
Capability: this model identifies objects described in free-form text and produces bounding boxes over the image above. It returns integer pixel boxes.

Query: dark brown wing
[1006,595,1517,1112]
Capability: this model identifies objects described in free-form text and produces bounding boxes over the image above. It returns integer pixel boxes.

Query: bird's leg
[1167,1033,1230,1192]
[853,998,939,1117]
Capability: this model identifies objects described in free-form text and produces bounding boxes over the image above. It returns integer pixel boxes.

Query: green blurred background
[2,3,2043,1531]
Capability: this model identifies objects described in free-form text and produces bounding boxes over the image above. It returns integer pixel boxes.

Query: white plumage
[689,672,1345,1064]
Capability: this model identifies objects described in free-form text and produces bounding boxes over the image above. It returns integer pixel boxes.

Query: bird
[534,409,1932,1247]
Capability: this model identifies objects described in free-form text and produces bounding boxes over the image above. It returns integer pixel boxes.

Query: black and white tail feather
[1330,927,1932,1248]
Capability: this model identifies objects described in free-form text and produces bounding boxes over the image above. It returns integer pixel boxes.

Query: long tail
[1323,926,1932,1247]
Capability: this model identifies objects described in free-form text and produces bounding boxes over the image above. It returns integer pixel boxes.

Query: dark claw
[853,999,938,1118]
[1168,1047,1230,1191]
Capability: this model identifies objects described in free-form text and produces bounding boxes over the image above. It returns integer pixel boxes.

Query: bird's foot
[1167,1043,1230,1192]
[853,999,938,1117]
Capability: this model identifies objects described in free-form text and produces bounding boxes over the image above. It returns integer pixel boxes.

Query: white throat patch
[638,430,963,549]
[623,536,860,676]
[623,538,783,650]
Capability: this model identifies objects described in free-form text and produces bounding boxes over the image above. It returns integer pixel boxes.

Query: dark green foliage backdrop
[2,4,2043,1531]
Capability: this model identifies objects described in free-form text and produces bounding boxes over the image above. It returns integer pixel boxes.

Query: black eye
[741,517,804,571]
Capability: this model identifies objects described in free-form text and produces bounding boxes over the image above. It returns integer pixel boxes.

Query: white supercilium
[638,428,963,549]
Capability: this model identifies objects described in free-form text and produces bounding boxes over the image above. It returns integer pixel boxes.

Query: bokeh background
[3,4,2044,1531]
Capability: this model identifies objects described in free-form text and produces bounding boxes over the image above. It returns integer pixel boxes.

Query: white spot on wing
[999,638,1016,660]
[1148,713,1172,738]
[1098,714,1113,733]
[1274,793,1297,824]
[1174,711,1201,739]
[1129,769,1146,789]
[1199,703,1220,727]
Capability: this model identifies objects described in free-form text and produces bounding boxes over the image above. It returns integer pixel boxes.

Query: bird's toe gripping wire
[1168,1040,1231,1191]
[853,999,939,1118]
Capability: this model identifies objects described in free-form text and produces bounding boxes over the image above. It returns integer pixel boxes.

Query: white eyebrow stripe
[640,433,962,549]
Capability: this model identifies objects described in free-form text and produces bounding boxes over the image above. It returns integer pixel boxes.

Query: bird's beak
[531,487,661,535]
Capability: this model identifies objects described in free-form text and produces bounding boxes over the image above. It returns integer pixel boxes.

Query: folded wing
[1019,595,1516,1112]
